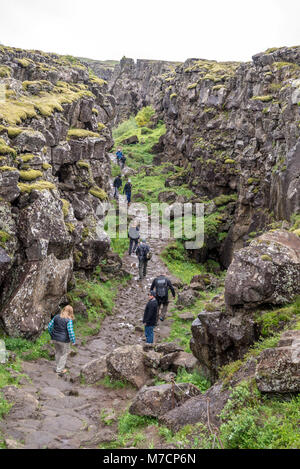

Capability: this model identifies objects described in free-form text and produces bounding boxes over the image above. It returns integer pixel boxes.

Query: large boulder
[80,356,107,384]
[129,382,202,418]
[255,330,300,393]
[225,231,300,310]
[106,345,150,389]
[190,310,258,381]
[0,254,73,338]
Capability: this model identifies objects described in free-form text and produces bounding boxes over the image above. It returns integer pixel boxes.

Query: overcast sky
[1,0,300,63]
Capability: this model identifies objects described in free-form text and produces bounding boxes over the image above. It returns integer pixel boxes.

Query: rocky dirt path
[0,186,180,449]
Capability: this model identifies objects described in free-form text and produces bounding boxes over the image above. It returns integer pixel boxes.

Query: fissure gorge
[0,44,299,450]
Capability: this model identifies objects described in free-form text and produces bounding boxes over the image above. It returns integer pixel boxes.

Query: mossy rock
[67,129,100,140]
[0,138,17,157]
[18,181,56,193]
[19,169,43,181]
[89,186,107,200]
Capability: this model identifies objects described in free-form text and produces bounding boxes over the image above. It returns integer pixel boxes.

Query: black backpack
[156,277,168,298]
[140,244,152,261]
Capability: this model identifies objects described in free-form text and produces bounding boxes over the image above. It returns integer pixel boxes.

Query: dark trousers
[145,326,154,344]
[138,259,148,279]
[129,238,138,255]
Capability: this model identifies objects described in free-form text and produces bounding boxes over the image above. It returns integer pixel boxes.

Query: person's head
[141,238,146,244]
[118,174,122,178]
[60,305,74,320]
[128,179,131,183]
[149,290,156,299]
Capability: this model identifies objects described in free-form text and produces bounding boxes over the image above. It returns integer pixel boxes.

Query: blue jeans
[125,192,131,203]
[145,326,154,344]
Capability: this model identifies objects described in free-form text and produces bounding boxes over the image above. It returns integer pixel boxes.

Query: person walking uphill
[143,291,158,344]
[123,179,132,205]
[48,305,76,376]
[113,174,122,200]
[150,275,175,322]
[128,223,140,255]
[136,238,151,280]
[116,148,123,167]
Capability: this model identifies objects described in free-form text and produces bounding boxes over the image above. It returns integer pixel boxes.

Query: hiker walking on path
[136,238,151,280]
[48,305,76,376]
[123,178,132,205]
[150,275,175,322]
[120,154,126,170]
[142,291,158,344]
[128,223,140,255]
[116,148,123,167]
[113,174,122,200]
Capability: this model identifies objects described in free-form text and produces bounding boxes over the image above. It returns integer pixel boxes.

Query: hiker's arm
[168,280,176,298]
[48,317,55,335]
[67,320,76,345]
[150,279,155,291]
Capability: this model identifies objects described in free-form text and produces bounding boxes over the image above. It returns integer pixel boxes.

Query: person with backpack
[136,238,151,279]
[128,223,140,255]
[123,179,132,205]
[113,174,122,199]
[120,154,126,170]
[116,148,123,166]
[150,275,175,322]
[142,291,158,344]
[47,305,76,376]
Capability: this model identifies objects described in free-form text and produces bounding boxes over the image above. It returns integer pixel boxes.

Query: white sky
[1,0,300,63]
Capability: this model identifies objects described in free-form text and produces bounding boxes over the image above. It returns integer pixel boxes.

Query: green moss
[92,108,99,115]
[0,138,17,157]
[214,194,237,206]
[65,222,75,233]
[97,122,106,132]
[247,177,260,185]
[89,186,108,200]
[251,95,273,102]
[77,160,90,169]
[42,163,52,170]
[170,93,177,99]
[19,154,36,162]
[187,83,198,90]
[224,159,235,164]
[261,254,272,262]
[0,81,94,125]
[0,166,18,172]
[0,230,10,245]
[81,227,89,241]
[61,199,70,218]
[67,129,100,140]
[19,169,43,181]
[17,58,32,68]
[18,181,56,193]
[0,66,11,78]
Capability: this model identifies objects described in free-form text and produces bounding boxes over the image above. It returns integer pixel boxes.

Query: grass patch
[219,380,300,449]
[161,240,206,284]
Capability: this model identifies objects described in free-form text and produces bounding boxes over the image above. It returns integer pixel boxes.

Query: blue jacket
[116,151,123,160]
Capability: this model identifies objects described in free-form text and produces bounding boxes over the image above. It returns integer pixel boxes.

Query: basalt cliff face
[103,47,300,267]
[0,46,115,338]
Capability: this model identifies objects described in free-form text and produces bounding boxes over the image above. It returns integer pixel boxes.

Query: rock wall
[157,47,300,265]
[106,47,300,266]
[107,57,182,125]
[0,45,116,338]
